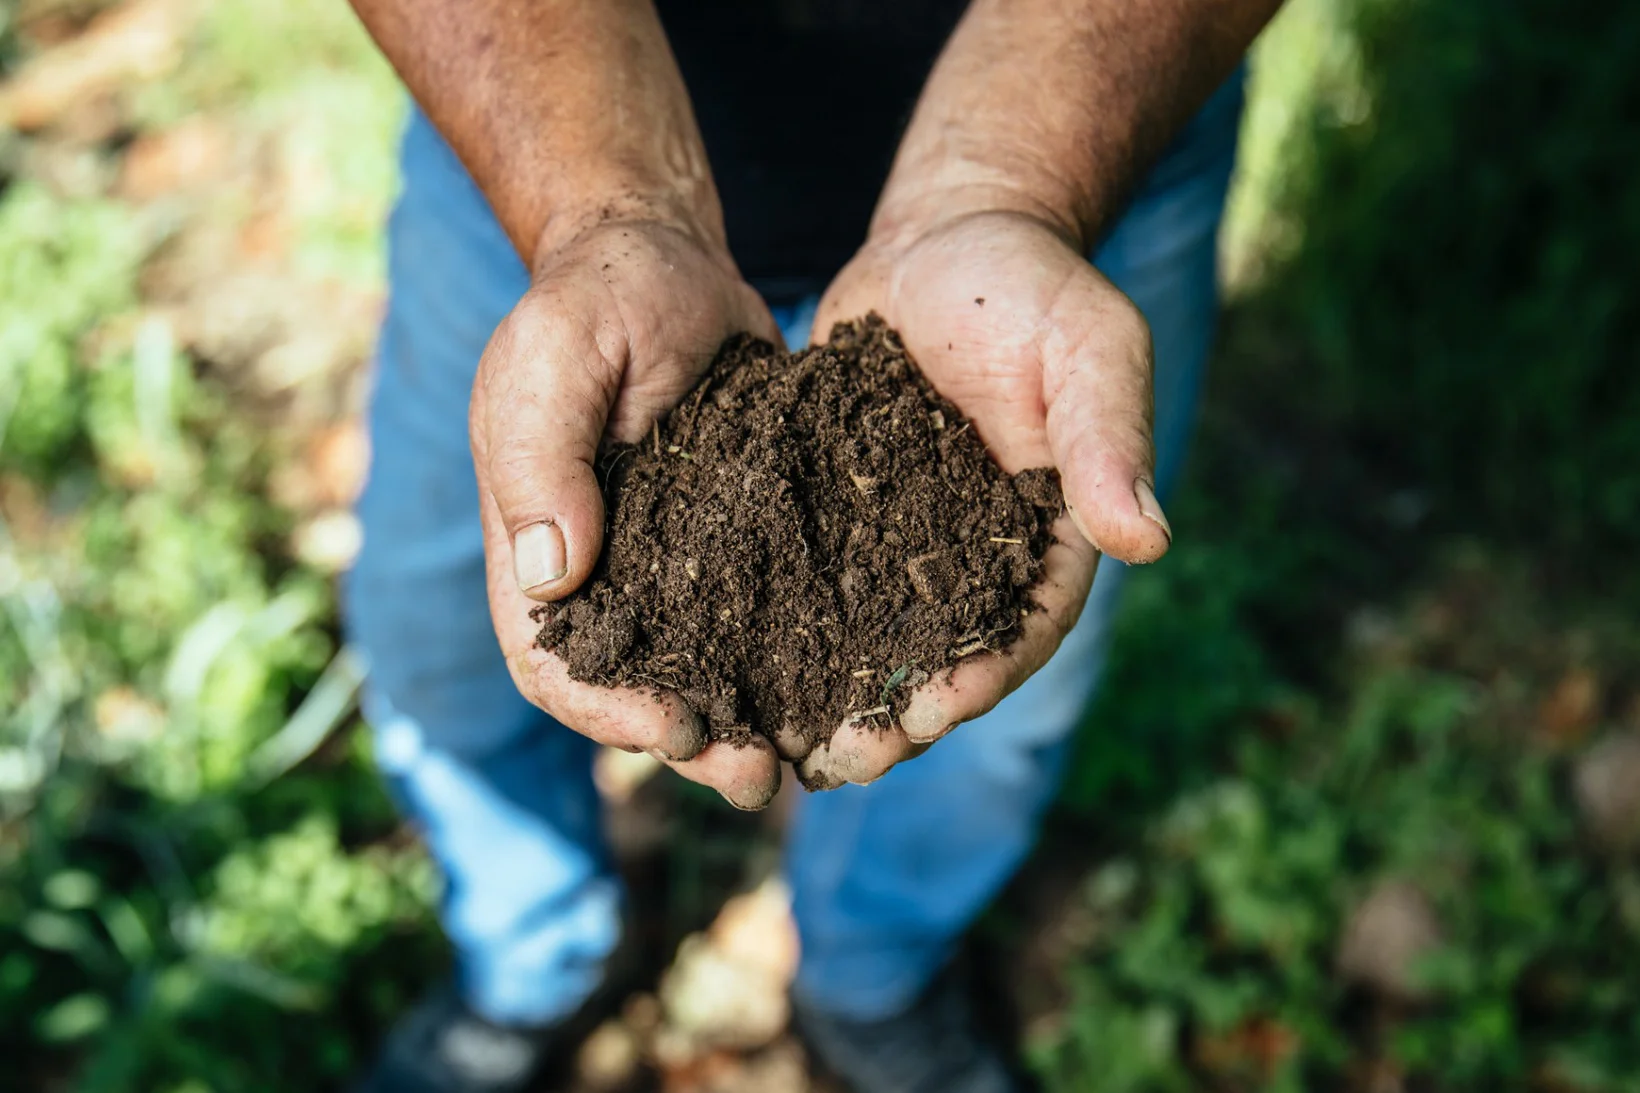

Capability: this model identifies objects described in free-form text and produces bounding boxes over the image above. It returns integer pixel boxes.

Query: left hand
[473,213,786,810]
[797,203,1173,788]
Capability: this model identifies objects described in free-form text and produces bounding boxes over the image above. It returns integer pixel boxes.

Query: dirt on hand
[533,315,1062,783]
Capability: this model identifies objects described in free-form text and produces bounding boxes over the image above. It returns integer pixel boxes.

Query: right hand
[795,203,1165,789]
[470,212,787,810]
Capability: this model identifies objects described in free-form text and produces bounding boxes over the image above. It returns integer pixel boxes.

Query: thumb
[472,294,621,602]
[811,247,890,345]
[1041,279,1173,565]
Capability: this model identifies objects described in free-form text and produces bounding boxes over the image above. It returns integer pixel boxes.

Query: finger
[660,735,783,811]
[810,250,889,345]
[508,645,708,760]
[771,721,813,763]
[898,523,1097,742]
[482,486,708,761]
[798,721,918,789]
[472,290,622,602]
[1039,277,1172,565]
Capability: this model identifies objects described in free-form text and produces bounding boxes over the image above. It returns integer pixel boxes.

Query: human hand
[471,213,787,809]
[797,203,1172,788]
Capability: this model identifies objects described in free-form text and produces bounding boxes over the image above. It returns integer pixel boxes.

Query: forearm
[875,0,1282,248]
[348,0,720,267]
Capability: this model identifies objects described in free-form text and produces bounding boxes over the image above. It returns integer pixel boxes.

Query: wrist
[522,98,727,272]
[868,170,1088,255]
[528,182,729,280]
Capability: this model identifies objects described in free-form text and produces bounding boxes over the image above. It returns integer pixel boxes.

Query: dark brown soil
[533,315,1062,778]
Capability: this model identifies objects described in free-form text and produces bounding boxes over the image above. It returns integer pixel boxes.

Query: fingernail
[796,747,843,792]
[663,712,707,762]
[833,736,907,785]
[772,722,813,763]
[721,775,780,812]
[1133,480,1172,542]
[902,720,957,746]
[902,705,959,745]
[514,522,567,591]
[899,704,943,743]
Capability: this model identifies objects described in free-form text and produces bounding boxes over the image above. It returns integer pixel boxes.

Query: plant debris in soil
[533,315,1063,782]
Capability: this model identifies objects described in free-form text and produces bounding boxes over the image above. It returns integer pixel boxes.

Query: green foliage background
[2,0,1637,1090]
[1,4,439,1091]
[1034,0,1640,1089]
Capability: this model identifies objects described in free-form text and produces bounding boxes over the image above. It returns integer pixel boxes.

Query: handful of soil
[533,316,1062,776]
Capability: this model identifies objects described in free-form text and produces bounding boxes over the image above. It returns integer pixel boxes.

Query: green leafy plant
[1042,0,1640,1089]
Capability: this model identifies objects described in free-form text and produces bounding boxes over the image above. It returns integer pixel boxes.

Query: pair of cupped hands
[471,193,1173,810]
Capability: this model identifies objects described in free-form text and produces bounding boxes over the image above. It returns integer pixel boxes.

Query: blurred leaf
[98,897,155,966]
[23,909,103,958]
[244,643,365,788]
[42,870,101,910]
[163,602,251,710]
[35,991,111,1043]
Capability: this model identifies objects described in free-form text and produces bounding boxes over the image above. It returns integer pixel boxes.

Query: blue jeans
[343,72,1244,1026]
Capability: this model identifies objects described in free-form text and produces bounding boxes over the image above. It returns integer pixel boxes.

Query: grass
[1,4,432,1090]
[1028,0,1640,1089]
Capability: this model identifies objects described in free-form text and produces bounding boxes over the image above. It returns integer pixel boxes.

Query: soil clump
[533,316,1062,776]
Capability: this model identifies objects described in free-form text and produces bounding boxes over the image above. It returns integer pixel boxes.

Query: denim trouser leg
[343,114,617,1027]
[786,73,1245,1018]
[346,68,1243,1028]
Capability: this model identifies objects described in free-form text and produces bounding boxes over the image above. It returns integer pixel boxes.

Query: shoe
[351,982,577,1093]
[792,969,1030,1093]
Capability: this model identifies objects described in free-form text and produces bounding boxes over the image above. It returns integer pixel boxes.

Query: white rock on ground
[1336,879,1443,1001]
[656,877,798,1057]
[1573,733,1640,855]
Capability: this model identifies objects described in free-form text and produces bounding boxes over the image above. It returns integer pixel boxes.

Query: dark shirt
[654,0,971,302]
